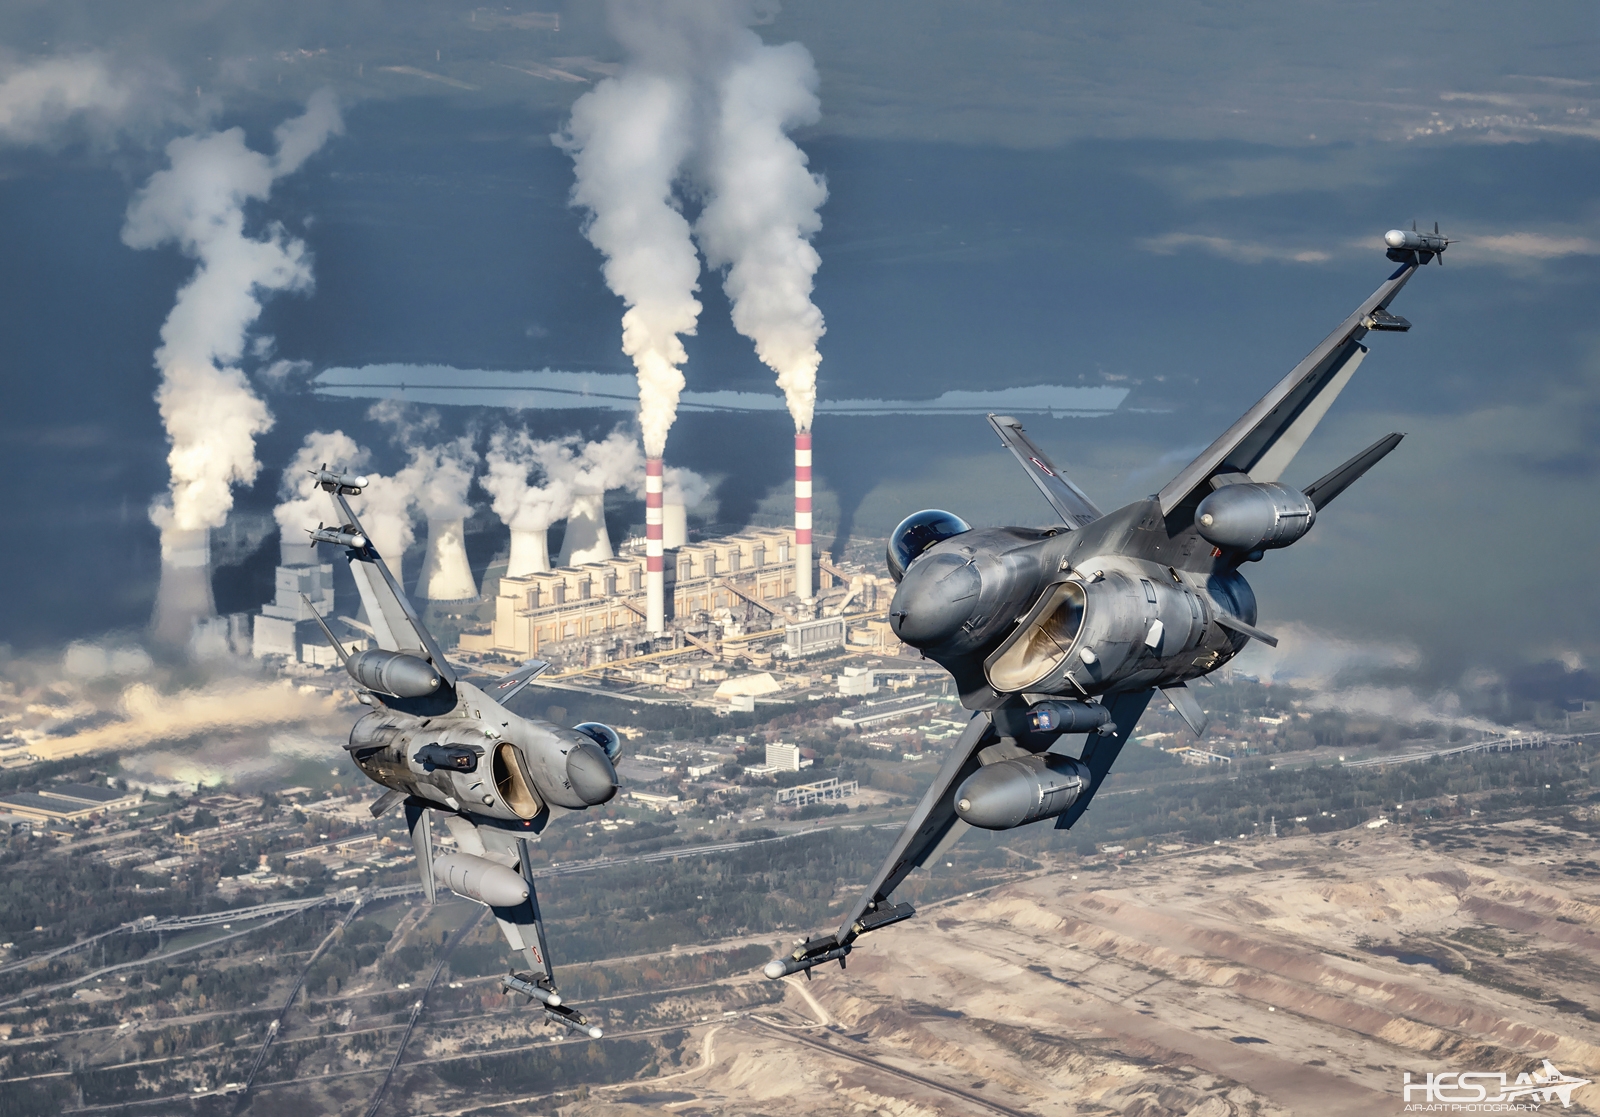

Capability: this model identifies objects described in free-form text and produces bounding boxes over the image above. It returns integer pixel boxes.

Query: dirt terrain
[556,820,1600,1117]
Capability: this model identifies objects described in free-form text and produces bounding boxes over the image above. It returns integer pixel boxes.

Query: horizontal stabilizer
[1302,432,1404,511]
[987,414,1102,529]
[1160,682,1209,737]
[486,659,553,704]
[1215,611,1278,648]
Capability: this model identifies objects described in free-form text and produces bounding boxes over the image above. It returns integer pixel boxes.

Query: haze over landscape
[0,4,1597,1115]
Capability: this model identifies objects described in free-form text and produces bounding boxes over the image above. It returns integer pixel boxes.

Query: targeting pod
[1025,700,1113,735]
[309,525,367,549]
[313,466,368,494]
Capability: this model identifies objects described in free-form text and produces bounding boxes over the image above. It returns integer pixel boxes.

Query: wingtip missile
[308,524,368,549]
[1384,225,1449,263]
[311,464,369,494]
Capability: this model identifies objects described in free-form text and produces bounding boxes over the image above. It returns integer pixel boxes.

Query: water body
[313,365,1129,418]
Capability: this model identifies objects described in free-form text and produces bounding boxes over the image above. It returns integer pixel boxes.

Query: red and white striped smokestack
[795,431,813,601]
[645,457,665,634]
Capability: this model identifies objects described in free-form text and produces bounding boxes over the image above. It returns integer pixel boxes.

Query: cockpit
[886,509,972,583]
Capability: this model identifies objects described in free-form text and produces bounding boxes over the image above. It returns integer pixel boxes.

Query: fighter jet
[767,230,1446,980]
[301,475,621,1037]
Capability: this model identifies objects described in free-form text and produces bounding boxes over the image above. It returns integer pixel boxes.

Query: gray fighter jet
[767,230,1445,979]
[302,476,620,1036]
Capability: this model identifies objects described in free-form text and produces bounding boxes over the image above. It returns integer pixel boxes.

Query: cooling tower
[507,527,551,578]
[645,458,664,634]
[558,492,614,567]
[662,499,688,549]
[151,527,216,647]
[795,431,813,601]
[362,522,406,587]
[418,517,478,602]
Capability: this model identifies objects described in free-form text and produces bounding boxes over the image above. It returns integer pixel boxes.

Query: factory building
[474,527,802,660]
[252,538,346,662]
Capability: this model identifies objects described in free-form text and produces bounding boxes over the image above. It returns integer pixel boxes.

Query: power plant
[246,429,904,684]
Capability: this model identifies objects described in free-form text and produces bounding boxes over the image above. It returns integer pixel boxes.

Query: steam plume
[693,29,827,430]
[0,52,135,145]
[557,4,735,458]
[482,428,648,530]
[123,89,342,534]
[368,404,480,587]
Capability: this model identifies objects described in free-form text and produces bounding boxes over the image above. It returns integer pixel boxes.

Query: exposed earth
[552,820,1600,1116]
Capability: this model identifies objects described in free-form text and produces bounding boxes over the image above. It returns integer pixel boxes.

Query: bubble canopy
[887,509,972,582]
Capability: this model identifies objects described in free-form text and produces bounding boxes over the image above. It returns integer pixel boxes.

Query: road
[747,1015,1036,1117]
[361,907,486,1117]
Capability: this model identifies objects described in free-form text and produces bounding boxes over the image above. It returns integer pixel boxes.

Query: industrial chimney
[558,492,614,567]
[644,458,664,634]
[418,517,478,601]
[661,498,687,549]
[795,431,813,602]
[506,527,552,578]
[150,526,216,647]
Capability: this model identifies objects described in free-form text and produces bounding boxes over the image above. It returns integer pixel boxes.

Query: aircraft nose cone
[566,740,618,806]
[889,552,980,648]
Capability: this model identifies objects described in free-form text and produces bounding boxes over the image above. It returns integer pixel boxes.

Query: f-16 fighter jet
[302,474,620,1037]
[767,230,1446,980]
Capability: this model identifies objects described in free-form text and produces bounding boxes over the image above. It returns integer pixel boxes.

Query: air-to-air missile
[1385,222,1450,263]
[766,227,1447,981]
[296,471,618,1037]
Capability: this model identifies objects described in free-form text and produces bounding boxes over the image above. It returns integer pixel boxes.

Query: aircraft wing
[1156,259,1423,516]
[834,711,995,943]
[326,490,458,687]
[987,414,1102,528]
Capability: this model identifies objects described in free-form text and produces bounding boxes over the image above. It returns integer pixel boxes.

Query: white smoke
[663,465,712,507]
[558,2,827,451]
[273,430,370,542]
[123,89,343,534]
[482,430,576,532]
[404,435,478,521]
[556,3,730,459]
[482,427,649,531]
[349,475,414,571]
[693,30,827,431]
[0,51,136,145]
[367,401,479,548]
